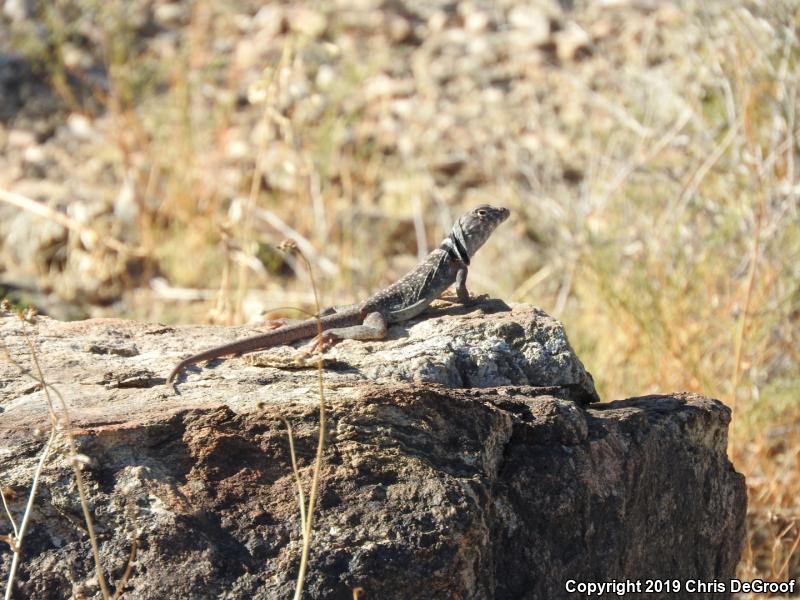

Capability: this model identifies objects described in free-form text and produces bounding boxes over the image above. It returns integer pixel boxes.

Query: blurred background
[0,0,798,590]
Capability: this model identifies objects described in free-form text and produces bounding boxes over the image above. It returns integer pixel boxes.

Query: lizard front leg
[311,310,388,351]
[455,265,471,303]
[454,265,488,305]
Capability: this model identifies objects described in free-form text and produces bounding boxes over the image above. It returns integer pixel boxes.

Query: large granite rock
[0,303,746,599]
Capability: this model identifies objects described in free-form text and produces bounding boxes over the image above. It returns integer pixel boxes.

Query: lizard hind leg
[310,311,388,352]
[318,303,358,317]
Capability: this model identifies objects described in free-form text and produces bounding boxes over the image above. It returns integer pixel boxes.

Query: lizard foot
[294,331,342,362]
[463,293,490,306]
[310,331,342,353]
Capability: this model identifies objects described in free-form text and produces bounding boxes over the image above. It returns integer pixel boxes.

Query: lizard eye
[476,209,487,217]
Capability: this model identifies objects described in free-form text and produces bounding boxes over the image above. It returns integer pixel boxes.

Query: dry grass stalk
[2,422,56,600]
[0,189,136,257]
[273,241,327,600]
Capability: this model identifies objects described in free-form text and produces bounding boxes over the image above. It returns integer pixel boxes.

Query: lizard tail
[167,311,360,383]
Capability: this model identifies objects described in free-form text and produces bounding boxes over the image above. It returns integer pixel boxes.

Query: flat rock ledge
[0,304,746,599]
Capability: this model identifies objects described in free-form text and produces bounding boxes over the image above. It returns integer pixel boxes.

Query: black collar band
[449,224,471,266]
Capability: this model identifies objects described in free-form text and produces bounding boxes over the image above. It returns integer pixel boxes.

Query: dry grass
[1,0,798,593]
[559,7,800,590]
[551,5,800,591]
[274,241,328,600]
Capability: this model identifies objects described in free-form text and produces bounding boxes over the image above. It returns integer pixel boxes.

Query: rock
[0,304,745,599]
[0,301,598,430]
[0,54,66,126]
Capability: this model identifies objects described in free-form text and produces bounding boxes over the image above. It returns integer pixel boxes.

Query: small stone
[7,129,36,148]
[154,3,186,26]
[388,16,411,42]
[235,38,260,72]
[483,87,503,104]
[61,43,91,70]
[427,10,447,33]
[2,0,26,21]
[554,21,591,61]
[468,37,490,56]
[247,77,269,104]
[67,114,94,140]
[590,18,614,40]
[508,6,550,45]
[315,64,335,90]
[656,3,684,25]
[364,74,396,100]
[226,139,249,160]
[288,7,327,38]
[252,5,284,37]
[22,145,45,164]
[464,11,490,32]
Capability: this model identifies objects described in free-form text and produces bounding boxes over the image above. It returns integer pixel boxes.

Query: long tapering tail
[167,311,360,383]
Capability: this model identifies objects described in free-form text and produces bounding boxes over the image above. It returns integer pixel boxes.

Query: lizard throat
[443,225,471,266]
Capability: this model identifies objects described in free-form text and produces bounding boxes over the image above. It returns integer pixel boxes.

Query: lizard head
[454,204,510,258]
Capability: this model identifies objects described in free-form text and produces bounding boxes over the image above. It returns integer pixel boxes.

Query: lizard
[167,204,510,383]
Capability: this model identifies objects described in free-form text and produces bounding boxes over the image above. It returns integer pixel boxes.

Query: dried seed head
[1,486,18,502]
[277,239,299,254]
[71,453,92,470]
[1,534,19,552]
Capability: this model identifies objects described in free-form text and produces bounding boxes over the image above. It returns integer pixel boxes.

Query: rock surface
[0,300,599,435]
[0,304,746,599]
